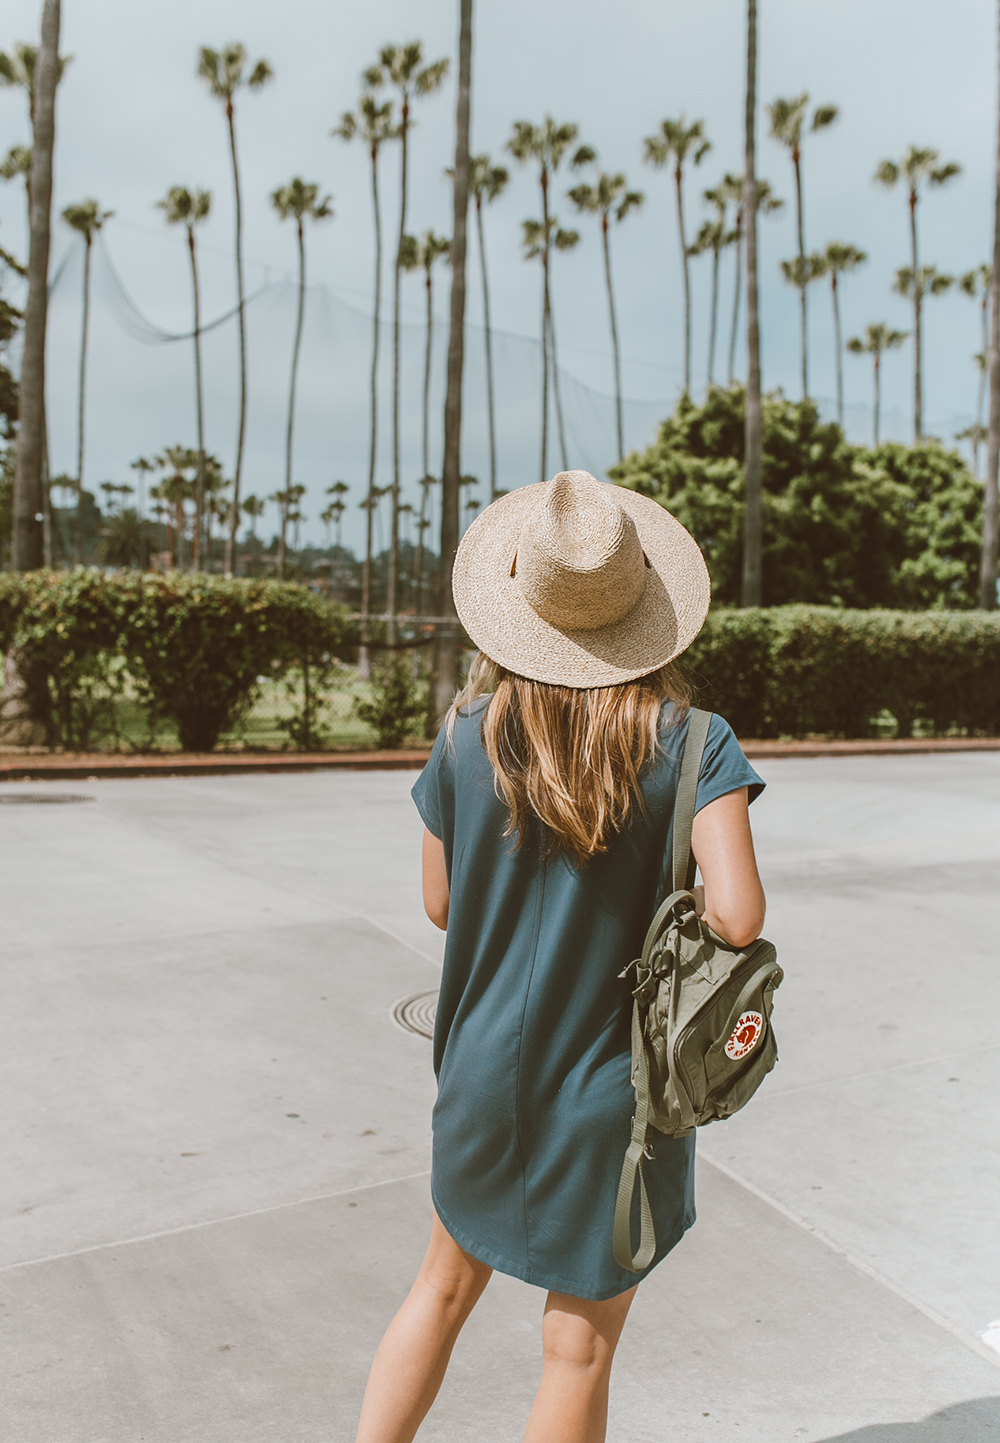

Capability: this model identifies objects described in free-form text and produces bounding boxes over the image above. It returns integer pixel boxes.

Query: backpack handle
[672,708,712,894]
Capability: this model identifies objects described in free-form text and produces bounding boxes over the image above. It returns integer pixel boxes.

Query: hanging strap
[613,708,713,1274]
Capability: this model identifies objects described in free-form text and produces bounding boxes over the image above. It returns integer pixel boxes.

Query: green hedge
[0,570,351,750]
[685,606,1000,738]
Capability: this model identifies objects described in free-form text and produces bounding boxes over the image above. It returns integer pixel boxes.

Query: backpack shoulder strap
[672,707,712,893]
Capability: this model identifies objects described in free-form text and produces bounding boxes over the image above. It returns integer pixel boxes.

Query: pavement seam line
[0,1169,433,1275]
[756,1040,1000,1101]
[698,1151,1000,1371]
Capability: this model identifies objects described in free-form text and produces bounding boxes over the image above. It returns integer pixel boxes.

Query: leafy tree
[875,145,961,438]
[197,43,273,573]
[610,386,984,610]
[847,323,908,445]
[766,93,838,398]
[816,242,867,426]
[568,158,643,461]
[62,199,113,562]
[270,178,333,579]
[470,154,508,499]
[96,508,150,569]
[158,186,211,568]
[643,117,710,395]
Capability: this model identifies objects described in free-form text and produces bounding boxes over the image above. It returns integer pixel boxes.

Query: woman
[355,471,766,1443]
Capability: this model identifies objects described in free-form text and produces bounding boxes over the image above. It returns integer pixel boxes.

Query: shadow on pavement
[816,1396,1000,1442]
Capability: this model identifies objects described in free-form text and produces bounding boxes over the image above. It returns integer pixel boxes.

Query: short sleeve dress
[411,699,764,1302]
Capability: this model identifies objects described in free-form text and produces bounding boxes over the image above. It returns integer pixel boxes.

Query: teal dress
[412,699,764,1301]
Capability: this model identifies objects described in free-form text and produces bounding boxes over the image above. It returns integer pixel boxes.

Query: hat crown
[515,471,647,632]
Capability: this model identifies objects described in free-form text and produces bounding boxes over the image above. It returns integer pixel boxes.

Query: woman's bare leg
[522,1286,638,1443]
[354,1209,493,1443]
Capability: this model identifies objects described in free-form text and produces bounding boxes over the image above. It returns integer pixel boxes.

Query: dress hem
[431,1186,696,1303]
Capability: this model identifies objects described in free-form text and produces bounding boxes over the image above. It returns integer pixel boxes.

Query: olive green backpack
[613,708,783,1273]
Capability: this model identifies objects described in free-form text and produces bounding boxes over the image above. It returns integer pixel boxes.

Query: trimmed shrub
[685,606,1000,738]
[354,654,428,749]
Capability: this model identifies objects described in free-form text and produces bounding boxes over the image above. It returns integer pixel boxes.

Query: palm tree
[403,230,450,611]
[270,177,333,579]
[643,117,711,395]
[691,182,737,390]
[334,91,397,678]
[507,117,582,479]
[846,323,908,445]
[6,13,63,575]
[62,199,113,563]
[893,264,953,430]
[130,455,154,521]
[779,252,825,393]
[959,265,991,476]
[470,154,508,499]
[725,173,783,385]
[197,44,273,573]
[875,146,961,438]
[0,145,32,233]
[242,492,265,545]
[766,94,838,399]
[568,161,643,461]
[365,43,449,644]
[816,242,868,426]
[158,186,211,569]
[742,0,763,607]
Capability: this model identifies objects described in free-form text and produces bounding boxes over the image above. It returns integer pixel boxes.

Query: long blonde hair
[450,653,692,866]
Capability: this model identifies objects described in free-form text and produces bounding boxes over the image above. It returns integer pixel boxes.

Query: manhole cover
[391,989,438,1039]
[0,792,94,805]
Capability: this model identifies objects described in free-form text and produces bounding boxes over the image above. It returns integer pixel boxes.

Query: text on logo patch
[725,1010,764,1061]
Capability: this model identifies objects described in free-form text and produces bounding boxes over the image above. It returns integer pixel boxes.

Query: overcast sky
[0,0,997,552]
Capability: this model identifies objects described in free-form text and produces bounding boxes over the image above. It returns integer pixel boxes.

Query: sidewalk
[2,757,998,1439]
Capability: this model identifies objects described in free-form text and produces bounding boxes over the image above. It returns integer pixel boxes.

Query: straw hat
[452,470,710,688]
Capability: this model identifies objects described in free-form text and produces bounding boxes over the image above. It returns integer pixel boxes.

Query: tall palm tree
[62,199,113,563]
[691,182,737,391]
[242,492,265,546]
[507,117,582,480]
[779,251,825,389]
[197,44,273,574]
[158,186,211,569]
[846,323,908,445]
[0,145,32,232]
[433,0,473,724]
[271,177,333,580]
[766,93,838,399]
[325,479,349,550]
[816,242,868,427]
[404,229,450,612]
[875,146,961,439]
[643,117,711,395]
[470,154,508,500]
[892,264,952,432]
[568,162,643,461]
[335,91,397,678]
[959,264,991,477]
[742,0,763,607]
[365,43,449,644]
[724,173,782,385]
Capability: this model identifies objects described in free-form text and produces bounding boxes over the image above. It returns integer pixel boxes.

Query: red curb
[1,736,999,783]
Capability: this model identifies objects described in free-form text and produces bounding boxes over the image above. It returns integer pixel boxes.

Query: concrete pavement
[1,756,998,1439]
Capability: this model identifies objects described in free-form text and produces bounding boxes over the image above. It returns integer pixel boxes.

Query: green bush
[0,570,351,751]
[685,606,1000,738]
[354,654,428,748]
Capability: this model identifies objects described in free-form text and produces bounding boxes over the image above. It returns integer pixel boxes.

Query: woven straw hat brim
[452,482,711,688]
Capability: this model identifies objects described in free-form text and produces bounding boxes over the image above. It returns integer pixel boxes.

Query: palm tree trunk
[976,289,988,477]
[415,486,428,617]
[11,0,58,575]
[728,215,743,386]
[675,162,691,394]
[707,243,720,391]
[359,146,383,680]
[793,148,808,399]
[741,0,763,608]
[278,219,307,583]
[225,102,247,576]
[873,352,881,446]
[188,226,206,571]
[910,188,922,440]
[431,0,472,724]
[41,405,52,568]
[388,98,410,647]
[476,195,498,499]
[981,0,1000,609]
[415,266,434,614]
[539,168,551,483]
[548,288,569,470]
[601,214,624,461]
[831,271,844,427]
[74,233,92,565]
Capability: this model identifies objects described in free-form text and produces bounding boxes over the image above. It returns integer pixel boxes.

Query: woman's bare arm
[422,828,450,931]
[690,787,765,949]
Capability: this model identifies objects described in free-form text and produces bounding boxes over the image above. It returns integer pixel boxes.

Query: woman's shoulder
[655,702,764,805]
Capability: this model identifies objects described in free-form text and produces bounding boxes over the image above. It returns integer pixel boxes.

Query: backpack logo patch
[725,1011,764,1061]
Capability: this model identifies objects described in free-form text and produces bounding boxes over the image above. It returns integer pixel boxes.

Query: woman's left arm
[422,827,450,931]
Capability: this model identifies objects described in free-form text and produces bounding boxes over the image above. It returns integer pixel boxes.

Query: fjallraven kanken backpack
[613,708,783,1272]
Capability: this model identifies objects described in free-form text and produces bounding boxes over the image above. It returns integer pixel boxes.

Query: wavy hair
[449,653,692,866]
